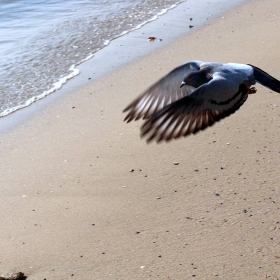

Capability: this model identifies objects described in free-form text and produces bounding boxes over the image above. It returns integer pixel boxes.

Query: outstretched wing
[248,64,280,93]
[123,60,203,122]
[141,80,249,143]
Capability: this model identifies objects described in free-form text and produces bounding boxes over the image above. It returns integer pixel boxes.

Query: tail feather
[248,64,280,93]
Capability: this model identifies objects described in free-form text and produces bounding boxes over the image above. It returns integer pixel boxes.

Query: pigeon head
[180,71,210,89]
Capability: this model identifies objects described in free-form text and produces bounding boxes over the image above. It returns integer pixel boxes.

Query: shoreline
[1,0,280,279]
[0,0,247,136]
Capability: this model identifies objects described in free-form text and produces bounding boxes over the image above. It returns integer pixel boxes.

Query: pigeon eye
[187,77,193,81]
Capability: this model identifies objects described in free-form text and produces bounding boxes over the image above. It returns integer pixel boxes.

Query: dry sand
[0,0,280,279]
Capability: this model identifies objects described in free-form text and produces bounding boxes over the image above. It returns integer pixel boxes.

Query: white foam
[0,64,80,117]
[115,4,179,39]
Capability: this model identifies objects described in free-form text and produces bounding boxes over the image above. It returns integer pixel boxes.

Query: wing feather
[123,61,203,122]
[141,84,248,143]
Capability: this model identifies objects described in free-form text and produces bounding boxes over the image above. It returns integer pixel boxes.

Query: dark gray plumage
[123,60,280,143]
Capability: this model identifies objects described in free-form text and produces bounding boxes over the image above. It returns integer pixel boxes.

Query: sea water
[0,0,185,117]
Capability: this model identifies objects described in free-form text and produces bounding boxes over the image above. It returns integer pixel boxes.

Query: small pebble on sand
[0,272,25,280]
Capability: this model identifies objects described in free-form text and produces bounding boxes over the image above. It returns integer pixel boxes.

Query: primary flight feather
[123,60,280,143]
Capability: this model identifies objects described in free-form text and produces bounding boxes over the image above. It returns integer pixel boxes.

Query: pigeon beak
[180,81,186,88]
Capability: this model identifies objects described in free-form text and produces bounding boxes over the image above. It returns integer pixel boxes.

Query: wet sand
[0,0,280,279]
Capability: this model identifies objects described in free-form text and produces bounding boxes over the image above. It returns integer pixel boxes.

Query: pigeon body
[123,60,280,143]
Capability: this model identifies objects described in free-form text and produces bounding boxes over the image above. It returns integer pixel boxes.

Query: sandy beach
[0,0,280,279]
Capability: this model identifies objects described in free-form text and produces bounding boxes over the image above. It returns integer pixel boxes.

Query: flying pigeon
[123,61,280,143]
